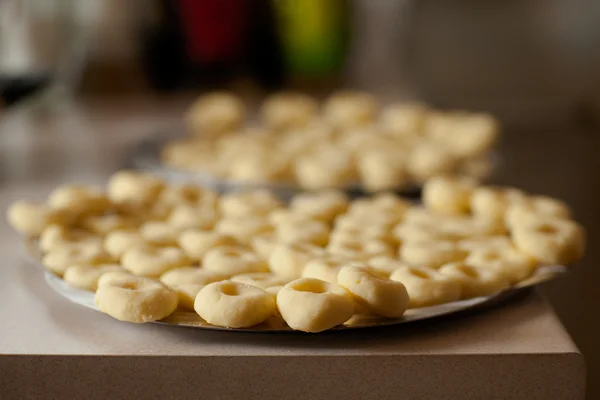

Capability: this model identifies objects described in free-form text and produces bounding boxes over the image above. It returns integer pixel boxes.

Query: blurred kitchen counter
[0,98,599,397]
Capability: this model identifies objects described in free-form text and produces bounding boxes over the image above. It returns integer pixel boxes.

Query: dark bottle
[0,74,51,108]
[138,0,285,92]
[138,0,188,91]
[244,0,286,89]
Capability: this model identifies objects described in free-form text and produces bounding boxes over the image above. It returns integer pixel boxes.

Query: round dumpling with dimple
[337,265,409,318]
[194,281,276,328]
[95,276,178,323]
[389,266,461,308]
[276,278,355,332]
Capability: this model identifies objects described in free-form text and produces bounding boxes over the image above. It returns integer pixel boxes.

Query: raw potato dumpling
[295,147,355,190]
[42,243,113,276]
[438,262,510,299]
[390,266,461,308]
[107,171,165,208]
[48,184,110,216]
[337,265,409,318]
[63,264,124,291]
[357,147,409,192]
[400,240,467,269]
[268,242,324,280]
[276,278,355,332]
[261,92,318,131]
[219,190,282,218]
[160,267,226,287]
[194,281,276,328]
[422,176,475,215]
[186,92,245,136]
[231,272,289,290]
[203,246,269,277]
[104,229,147,259]
[323,91,378,129]
[7,201,64,237]
[121,246,190,277]
[511,218,585,265]
[178,230,239,261]
[95,276,178,323]
[407,142,458,182]
[380,103,428,137]
[289,191,349,223]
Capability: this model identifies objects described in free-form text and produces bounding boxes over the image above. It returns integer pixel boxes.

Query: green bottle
[273,0,350,79]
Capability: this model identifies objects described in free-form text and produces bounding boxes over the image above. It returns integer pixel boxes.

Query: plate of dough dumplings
[132,91,499,197]
[9,171,585,333]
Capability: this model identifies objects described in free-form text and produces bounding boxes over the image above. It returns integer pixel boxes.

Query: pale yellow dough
[389,266,461,308]
[265,285,284,295]
[63,264,124,291]
[48,184,110,216]
[367,256,411,278]
[95,276,178,323]
[186,92,245,136]
[81,214,137,235]
[301,255,356,283]
[505,196,572,229]
[511,218,585,265]
[103,229,147,259]
[438,262,510,299]
[167,205,218,230]
[275,219,330,246]
[194,281,276,328]
[7,201,63,237]
[219,190,282,217]
[260,92,318,131]
[470,186,526,222]
[400,240,467,268]
[329,224,394,246]
[178,230,239,261]
[356,147,409,192]
[172,284,205,310]
[202,246,269,276]
[42,243,113,276]
[215,215,272,243]
[322,91,378,129]
[40,225,102,253]
[231,272,289,289]
[268,242,324,280]
[156,184,206,209]
[380,103,428,137]
[337,265,409,318]
[422,176,474,215]
[276,278,355,332]
[457,236,513,252]
[121,246,190,277]
[327,237,395,260]
[97,270,135,287]
[139,221,180,246]
[107,171,164,207]
[465,247,537,284]
[250,232,278,260]
[289,191,349,223]
[407,142,457,182]
[295,147,355,190]
[160,267,225,287]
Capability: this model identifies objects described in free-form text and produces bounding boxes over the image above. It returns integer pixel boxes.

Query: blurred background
[1,0,599,397]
